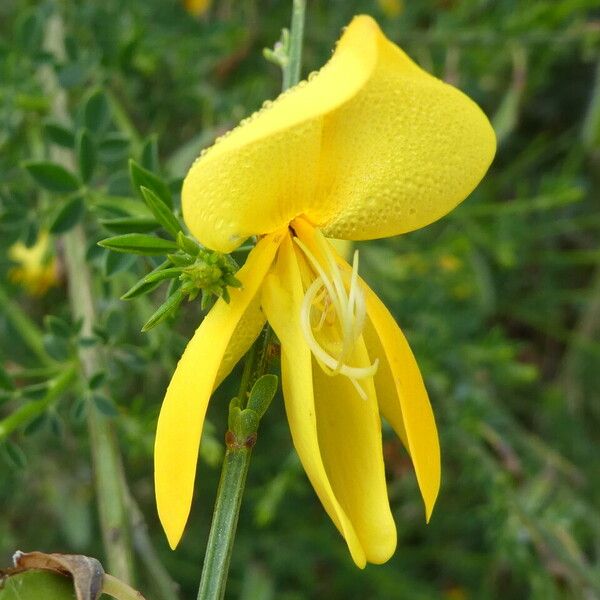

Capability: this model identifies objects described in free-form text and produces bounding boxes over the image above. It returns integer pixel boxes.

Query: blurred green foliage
[1,0,600,598]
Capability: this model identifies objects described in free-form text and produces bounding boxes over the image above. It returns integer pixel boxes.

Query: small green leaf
[141,289,185,331]
[92,393,118,417]
[49,196,85,234]
[76,128,96,183]
[140,186,182,237]
[1,440,27,469]
[23,160,80,193]
[247,374,278,419]
[43,334,71,362]
[98,233,178,255]
[44,315,72,339]
[44,121,75,147]
[98,133,131,162]
[83,88,111,134]
[99,217,159,234]
[129,159,172,208]
[89,371,107,390]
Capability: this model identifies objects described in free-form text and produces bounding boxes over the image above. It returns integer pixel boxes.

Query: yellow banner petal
[318,22,496,240]
[154,230,284,549]
[183,15,494,251]
[182,16,380,252]
[261,235,367,567]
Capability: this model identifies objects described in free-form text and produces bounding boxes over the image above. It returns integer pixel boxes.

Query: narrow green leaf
[176,231,200,255]
[140,186,182,237]
[23,160,80,193]
[83,88,111,133]
[129,158,172,208]
[89,371,107,390]
[93,393,119,417]
[44,121,75,147]
[76,128,96,183]
[1,440,27,469]
[98,233,178,255]
[141,289,185,331]
[49,196,85,234]
[99,217,158,234]
[143,267,181,283]
[44,315,72,339]
[121,260,170,300]
[103,251,136,278]
[98,133,130,162]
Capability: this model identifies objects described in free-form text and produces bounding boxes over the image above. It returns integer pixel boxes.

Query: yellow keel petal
[262,235,367,567]
[154,231,284,548]
[313,337,397,564]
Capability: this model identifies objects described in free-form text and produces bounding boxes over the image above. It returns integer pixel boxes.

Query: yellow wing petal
[182,16,380,252]
[154,231,284,549]
[318,19,496,240]
[363,285,441,522]
[312,337,397,564]
[261,235,367,567]
[294,217,439,520]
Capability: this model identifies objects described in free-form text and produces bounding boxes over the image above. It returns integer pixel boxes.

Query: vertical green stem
[282,0,306,90]
[196,4,306,598]
[40,13,134,583]
[196,440,253,600]
[63,227,135,583]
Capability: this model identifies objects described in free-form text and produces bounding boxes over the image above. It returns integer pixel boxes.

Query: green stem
[41,13,135,583]
[196,5,307,598]
[102,574,146,600]
[63,226,135,583]
[196,440,253,600]
[282,0,306,90]
[0,283,54,366]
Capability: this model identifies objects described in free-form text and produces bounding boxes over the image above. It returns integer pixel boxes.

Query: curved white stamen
[295,232,379,399]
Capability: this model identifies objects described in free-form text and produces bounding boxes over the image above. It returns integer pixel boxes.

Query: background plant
[1,0,599,598]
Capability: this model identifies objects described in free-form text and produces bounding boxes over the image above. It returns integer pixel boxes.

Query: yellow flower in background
[8,231,59,296]
[155,15,495,566]
[378,0,404,19]
[184,0,211,17]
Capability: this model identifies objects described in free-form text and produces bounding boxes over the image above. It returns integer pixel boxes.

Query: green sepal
[177,231,201,256]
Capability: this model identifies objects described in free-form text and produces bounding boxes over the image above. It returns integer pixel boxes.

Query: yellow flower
[155,15,495,566]
[8,231,59,296]
[183,0,211,17]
